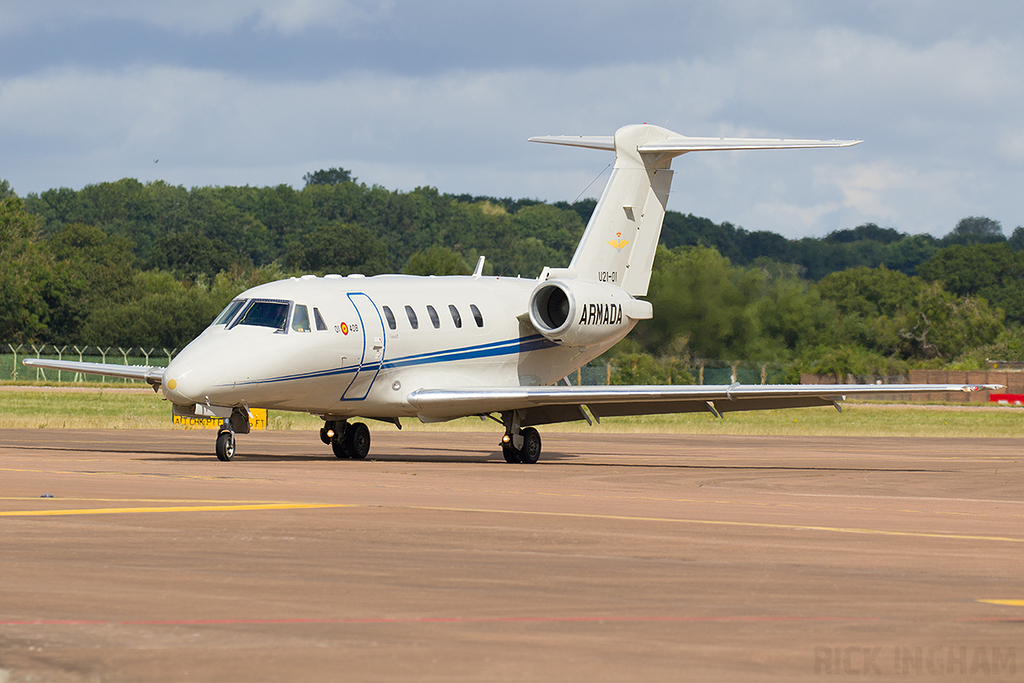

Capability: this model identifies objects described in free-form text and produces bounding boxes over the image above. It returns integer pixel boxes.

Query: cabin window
[291,305,311,333]
[382,305,397,330]
[426,305,440,329]
[470,304,484,327]
[214,299,245,326]
[234,300,290,332]
[448,304,462,329]
[313,307,328,331]
[405,305,419,330]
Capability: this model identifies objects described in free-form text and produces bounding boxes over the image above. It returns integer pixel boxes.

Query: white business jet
[25,124,997,462]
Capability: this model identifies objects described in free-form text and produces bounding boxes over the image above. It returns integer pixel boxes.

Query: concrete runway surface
[1,428,1022,682]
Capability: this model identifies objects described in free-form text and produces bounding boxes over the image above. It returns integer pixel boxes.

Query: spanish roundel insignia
[341,322,349,335]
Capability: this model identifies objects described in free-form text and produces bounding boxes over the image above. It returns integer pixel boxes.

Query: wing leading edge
[22,358,165,389]
[407,383,1000,426]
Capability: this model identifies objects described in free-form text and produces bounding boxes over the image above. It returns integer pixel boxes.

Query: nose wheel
[213,408,250,461]
[215,429,235,461]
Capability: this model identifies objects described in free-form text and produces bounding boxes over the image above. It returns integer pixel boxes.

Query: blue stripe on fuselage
[217,334,557,388]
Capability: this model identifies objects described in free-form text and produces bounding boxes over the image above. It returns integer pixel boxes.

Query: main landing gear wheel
[502,427,541,464]
[345,422,371,460]
[215,430,235,461]
[324,420,371,460]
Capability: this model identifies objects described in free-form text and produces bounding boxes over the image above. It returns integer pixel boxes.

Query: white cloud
[3,2,1024,239]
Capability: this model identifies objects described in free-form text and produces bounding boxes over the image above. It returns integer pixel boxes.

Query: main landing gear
[320,420,371,460]
[500,411,541,464]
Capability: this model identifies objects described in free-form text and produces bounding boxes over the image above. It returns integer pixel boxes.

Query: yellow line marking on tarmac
[0,503,350,517]
[0,466,279,485]
[977,599,1024,607]
[0,497,281,504]
[400,505,1024,544]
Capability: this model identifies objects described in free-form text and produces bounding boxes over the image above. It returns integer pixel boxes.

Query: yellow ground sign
[172,409,268,430]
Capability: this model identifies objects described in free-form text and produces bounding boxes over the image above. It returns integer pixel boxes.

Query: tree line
[2,173,1023,379]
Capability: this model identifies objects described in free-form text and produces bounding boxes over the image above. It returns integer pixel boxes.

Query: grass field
[1,386,1021,437]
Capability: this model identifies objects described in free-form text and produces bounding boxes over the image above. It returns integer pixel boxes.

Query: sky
[2,1,1024,239]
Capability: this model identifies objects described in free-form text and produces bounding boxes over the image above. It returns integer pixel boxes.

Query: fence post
[761,363,768,385]
[30,344,46,381]
[55,345,68,382]
[119,348,132,383]
[7,343,18,381]
[731,361,740,383]
[606,362,611,385]
[73,345,87,382]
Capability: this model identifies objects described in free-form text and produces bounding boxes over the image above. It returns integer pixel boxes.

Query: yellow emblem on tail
[606,231,630,250]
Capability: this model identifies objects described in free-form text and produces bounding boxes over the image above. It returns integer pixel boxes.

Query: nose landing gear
[215,429,235,461]
[320,420,371,460]
[213,407,251,461]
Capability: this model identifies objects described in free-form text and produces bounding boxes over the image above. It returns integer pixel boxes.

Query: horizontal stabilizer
[530,134,861,156]
[23,358,165,388]
[527,135,615,151]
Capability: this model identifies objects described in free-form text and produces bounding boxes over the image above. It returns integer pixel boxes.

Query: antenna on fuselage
[473,255,486,278]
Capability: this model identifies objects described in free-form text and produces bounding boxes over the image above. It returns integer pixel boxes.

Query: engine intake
[528,279,651,346]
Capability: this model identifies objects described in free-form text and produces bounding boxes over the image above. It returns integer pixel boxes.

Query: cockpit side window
[313,307,328,331]
[214,299,246,326]
[291,304,312,333]
[233,300,290,332]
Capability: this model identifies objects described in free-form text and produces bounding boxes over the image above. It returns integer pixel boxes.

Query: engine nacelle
[527,279,652,346]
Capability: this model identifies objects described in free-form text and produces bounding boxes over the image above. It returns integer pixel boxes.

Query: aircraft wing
[407,383,1000,426]
[22,358,165,389]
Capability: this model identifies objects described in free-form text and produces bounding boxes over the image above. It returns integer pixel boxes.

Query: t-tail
[530,124,861,296]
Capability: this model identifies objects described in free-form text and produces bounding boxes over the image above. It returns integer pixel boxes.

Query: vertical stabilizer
[563,124,675,297]
[529,124,860,297]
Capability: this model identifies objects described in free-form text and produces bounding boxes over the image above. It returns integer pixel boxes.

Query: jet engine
[527,279,652,346]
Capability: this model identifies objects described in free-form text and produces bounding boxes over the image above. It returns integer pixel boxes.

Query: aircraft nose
[162,349,222,405]
[162,369,205,405]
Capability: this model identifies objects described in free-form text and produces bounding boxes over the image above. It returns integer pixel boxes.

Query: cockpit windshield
[233,300,291,332]
[213,299,246,326]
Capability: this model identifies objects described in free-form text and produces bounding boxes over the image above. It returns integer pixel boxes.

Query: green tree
[303,168,354,187]
[403,247,470,276]
[941,216,1005,246]
[917,243,1024,324]
[288,222,389,275]
[0,195,52,342]
[80,271,221,348]
[45,223,138,343]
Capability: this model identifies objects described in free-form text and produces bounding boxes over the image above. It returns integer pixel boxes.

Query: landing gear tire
[345,422,370,460]
[215,430,235,461]
[518,427,541,464]
[331,439,349,459]
[501,427,541,464]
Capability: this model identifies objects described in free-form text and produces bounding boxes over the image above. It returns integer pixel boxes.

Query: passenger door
[341,293,387,401]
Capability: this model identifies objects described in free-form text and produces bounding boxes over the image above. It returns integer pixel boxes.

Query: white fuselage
[161,273,635,420]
